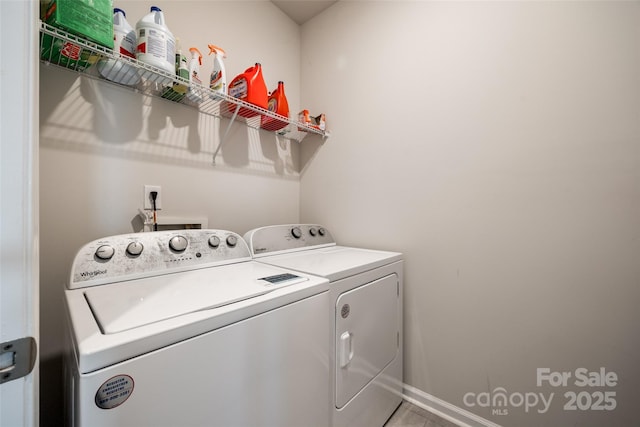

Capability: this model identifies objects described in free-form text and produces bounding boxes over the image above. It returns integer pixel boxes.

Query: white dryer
[244,224,403,427]
[64,229,330,427]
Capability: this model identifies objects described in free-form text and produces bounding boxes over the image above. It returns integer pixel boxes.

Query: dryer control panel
[69,230,251,289]
[244,224,335,257]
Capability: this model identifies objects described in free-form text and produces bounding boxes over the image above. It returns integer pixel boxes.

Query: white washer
[64,229,330,427]
[244,224,403,427]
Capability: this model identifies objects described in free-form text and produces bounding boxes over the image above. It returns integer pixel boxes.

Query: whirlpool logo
[80,269,107,278]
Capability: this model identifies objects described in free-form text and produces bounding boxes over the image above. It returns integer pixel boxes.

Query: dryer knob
[318,227,326,236]
[126,241,144,257]
[226,235,238,247]
[309,227,317,237]
[95,245,115,260]
[208,235,221,248]
[169,235,188,252]
[291,227,302,239]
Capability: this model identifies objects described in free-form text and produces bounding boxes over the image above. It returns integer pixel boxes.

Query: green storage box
[42,0,114,49]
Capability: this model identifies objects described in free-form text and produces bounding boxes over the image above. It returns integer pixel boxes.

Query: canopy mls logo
[462,367,618,416]
[463,388,553,415]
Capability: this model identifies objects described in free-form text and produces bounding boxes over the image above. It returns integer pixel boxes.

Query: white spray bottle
[208,44,227,99]
[186,47,203,103]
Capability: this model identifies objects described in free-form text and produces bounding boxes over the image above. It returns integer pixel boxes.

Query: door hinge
[0,337,37,384]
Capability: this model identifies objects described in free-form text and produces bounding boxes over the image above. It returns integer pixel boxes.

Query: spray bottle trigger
[208,44,227,58]
[189,47,203,65]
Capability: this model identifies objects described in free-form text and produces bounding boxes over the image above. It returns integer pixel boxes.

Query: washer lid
[84,264,308,334]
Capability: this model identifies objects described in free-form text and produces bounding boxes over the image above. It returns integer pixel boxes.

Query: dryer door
[335,274,399,408]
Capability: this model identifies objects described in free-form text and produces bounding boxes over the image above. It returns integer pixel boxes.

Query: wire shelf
[39,21,329,150]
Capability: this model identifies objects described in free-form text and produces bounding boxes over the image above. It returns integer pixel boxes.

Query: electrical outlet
[144,185,162,210]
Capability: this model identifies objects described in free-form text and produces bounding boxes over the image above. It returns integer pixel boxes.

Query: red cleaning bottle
[227,63,268,118]
[261,81,290,131]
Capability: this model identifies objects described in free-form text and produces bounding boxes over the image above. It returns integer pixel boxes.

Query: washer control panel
[244,224,335,257]
[69,230,251,289]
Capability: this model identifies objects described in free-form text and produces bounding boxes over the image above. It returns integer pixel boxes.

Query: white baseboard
[402,384,503,427]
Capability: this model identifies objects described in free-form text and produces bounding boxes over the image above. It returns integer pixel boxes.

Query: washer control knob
[126,241,144,257]
[95,245,115,260]
[318,227,326,236]
[309,227,317,237]
[291,227,302,239]
[169,235,188,252]
[226,235,238,247]
[208,235,221,248]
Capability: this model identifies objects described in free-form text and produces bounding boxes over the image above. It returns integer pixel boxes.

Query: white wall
[39,2,302,425]
[300,2,640,426]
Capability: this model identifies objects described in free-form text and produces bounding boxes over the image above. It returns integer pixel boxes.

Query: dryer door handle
[339,331,354,368]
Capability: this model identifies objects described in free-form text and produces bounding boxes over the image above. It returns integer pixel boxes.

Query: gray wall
[299,2,640,426]
[39,2,303,425]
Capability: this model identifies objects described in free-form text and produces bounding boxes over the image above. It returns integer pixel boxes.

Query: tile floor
[384,401,460,427]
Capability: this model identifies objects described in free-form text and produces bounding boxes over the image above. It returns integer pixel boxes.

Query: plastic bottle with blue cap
[135,6,176,79]
[97,8,140,85]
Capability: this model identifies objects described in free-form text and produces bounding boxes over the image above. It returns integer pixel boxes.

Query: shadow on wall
[39,66,317,177]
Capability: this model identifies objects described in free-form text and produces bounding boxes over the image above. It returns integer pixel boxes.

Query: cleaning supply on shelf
[40,0,112,71]
[161,38,187,102]
[40,31,100,72]
[313,113,327,131]
[208,44,227,98]
[297,109,311,131]
[261,81,290,131]
[298,110,326,132]
[227,63,268,118]
[42,0,114,49]
[186,47,204,103]
[97,8,140,86]
[135,6,176,79]
[112,8,136,59]
[174,39,189,94]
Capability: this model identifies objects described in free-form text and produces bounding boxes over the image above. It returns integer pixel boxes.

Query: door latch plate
[0,337,37,384]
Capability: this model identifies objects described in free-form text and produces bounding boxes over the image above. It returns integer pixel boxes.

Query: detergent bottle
[208,44,227,98]
[161,38,187,102]
[113,8,136,59]
[227,63,268,118]
[261,81,290,131]
[97,8,140,85]
[186,47,204,103]
[174,39,189,94]
[135,6,176,77]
